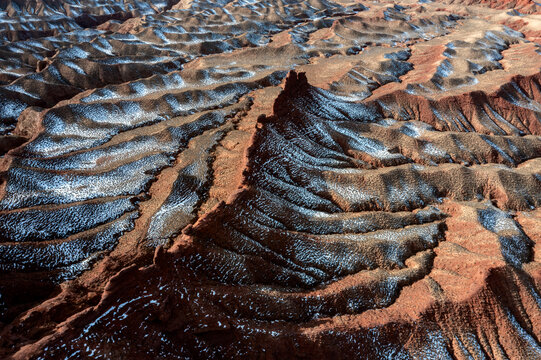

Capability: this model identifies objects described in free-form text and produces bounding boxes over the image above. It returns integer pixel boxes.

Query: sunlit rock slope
[0,0,540,358]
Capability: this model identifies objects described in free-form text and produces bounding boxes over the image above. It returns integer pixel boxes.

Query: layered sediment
[0,0,540,359]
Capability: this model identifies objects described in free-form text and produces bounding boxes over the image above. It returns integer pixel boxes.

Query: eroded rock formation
[0,0,540,358]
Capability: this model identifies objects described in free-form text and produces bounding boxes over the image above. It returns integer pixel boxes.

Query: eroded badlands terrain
[0,0,540,358]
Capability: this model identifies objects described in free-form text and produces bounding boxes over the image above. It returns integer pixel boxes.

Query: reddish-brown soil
[0,0,540,359]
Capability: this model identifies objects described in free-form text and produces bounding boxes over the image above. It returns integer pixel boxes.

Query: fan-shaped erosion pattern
[0,0,540,359]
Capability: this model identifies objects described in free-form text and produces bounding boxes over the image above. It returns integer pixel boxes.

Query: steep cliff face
[0,0,540,359]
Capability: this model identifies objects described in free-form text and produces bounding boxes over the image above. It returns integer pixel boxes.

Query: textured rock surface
[0,0,540,358]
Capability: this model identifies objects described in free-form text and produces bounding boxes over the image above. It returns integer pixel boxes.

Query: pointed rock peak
[282,70,309,94]
[272,70,311,118]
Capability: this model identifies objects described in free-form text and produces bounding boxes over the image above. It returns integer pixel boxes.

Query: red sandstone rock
[0,1,540,359]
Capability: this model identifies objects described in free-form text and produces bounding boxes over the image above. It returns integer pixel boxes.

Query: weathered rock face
[0,0,540,359]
